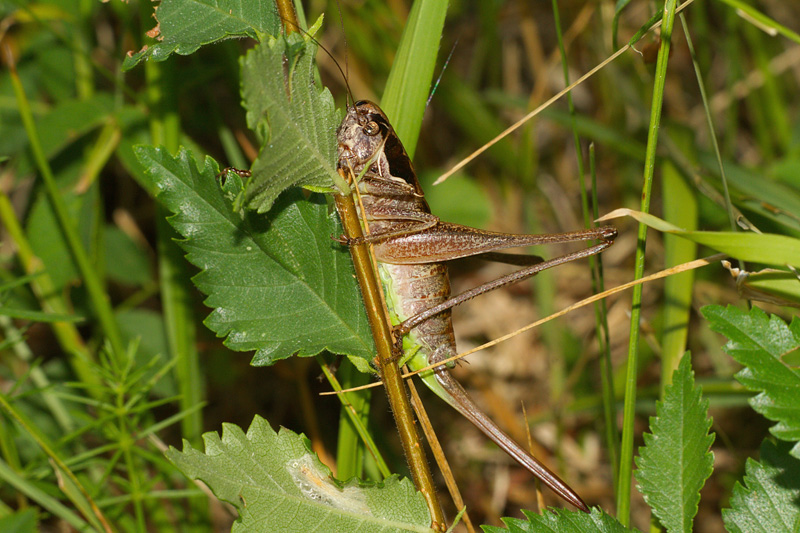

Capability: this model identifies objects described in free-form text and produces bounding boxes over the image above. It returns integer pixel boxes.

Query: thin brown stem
[275,4,443,528]
[334,189,445,531]
[407,378,475,533]
[275,0,300,34]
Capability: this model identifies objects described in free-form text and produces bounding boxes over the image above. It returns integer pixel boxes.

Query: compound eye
[363,120,380,136]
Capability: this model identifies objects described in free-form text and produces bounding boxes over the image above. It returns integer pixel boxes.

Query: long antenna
[274,9,355,106]
[426,38,458,110]
[335,0,352,108]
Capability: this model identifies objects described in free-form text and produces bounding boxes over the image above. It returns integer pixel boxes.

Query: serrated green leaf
[122,0,279,70]
[167,415,432,532]
[722,440,800,533]
[701,305,800,457]
[634,354,714,533]
[134,145,374,365]
[481,507,634,533]
[240,33,344,213]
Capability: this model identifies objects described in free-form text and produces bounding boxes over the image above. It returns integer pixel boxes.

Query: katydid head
[337,100,421,192]
[337,100,388,174]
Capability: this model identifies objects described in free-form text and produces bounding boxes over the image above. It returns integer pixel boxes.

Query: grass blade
[617,0,678,525]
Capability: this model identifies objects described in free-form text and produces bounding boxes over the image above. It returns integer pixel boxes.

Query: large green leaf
[122,0,279,70]
[240,32,344,213]
[702,305,800,457]
[722,440,800,533]
[134,146,374,366]
[167,416,432,532]
[634,354,715,533]
[481,508,633,533]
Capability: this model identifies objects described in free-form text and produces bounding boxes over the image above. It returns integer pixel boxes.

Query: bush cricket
[337,100,616,512]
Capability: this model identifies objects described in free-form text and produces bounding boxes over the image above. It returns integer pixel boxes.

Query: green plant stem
[8,56,126,361]
[155,217,203,443]
[679,15,740,259]
[155,227,198,400]
[77,120,122,193]
[552,0,617,492]
[142,5,203,446]
[115,378,146,532]
[334,192,444,531]
[546,0,573,483]
[317,357,390,479]
[617,0,678,525]
[590,145,619,494]
[74,0,94,100]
